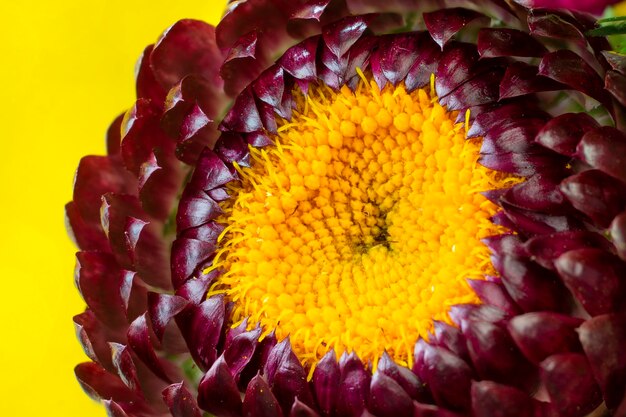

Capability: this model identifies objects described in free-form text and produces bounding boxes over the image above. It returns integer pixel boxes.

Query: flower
[67,1,626,417]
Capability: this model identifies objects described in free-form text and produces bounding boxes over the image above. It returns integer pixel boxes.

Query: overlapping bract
[68,1,626,416]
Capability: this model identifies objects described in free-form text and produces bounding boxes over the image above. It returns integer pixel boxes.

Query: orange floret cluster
[207,75,517,369]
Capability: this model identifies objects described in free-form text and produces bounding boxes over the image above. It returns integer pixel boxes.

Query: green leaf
[597,16,626,24]
[588,22,626,37]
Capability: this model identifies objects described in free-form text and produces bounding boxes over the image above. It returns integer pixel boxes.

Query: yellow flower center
[208,74,517,370]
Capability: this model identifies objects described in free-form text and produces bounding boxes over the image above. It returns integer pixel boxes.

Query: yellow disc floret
[207,75,517,369]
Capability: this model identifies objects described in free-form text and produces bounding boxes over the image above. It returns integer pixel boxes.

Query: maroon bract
[68,1,626,417]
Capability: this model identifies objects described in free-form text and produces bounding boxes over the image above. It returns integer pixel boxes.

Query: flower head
[68,1,626,416]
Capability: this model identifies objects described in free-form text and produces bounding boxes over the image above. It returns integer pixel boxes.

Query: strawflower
[68,1,626,416]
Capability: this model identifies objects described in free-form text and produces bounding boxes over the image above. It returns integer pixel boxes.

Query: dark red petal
[477,28,547,58]
[279,36,319,81]
[246,131,275,147]
[507,312,583,364]
[338,352,371,417]
[163,382,202,417]
[501,174,567,215]
[175,270,218,304]
[420,344,473,411]
[216,0,292,49]
[404,33,441,91]
[524,231,610,270]
[237,331,278,391]
[482,234,526,258]
[481,118,547,155]
[312,350,340,416]
[577,127,626,183]
[176,296,226,371]
[610,210,626,261]
[463,320,534,390]
[242,374,284,417]
[106,113,125,156]
[321,44,348,88]
[73,155,137,226]
[179,217,224,245]
[171,238,216,288]
[264,338,313,415]
[147,293,189,342]
[603,51,626,75]
[290,399,321,417]
[136,45,166,104]
[104,400,131,417]
[500,204,578,236]
[75,251,127,328]
[127,313,172,383]
[65,201,108,252]
[541,353,602,417]
[374,34,419,87]
[377,352,426,401]
[253,65,286,109]
[217,1,298,92]
[606,70,626,107]
[224,318,249,348]
[161,75,224,163]
[177,188,222,232]
[291,0,331,22]
[555,249,626,316]
[424,8,487,49]
[123,218,171,291]
[138,151,185,221]
[538,50,610,108]
[180,113,216,164]
[214,132,251,167]
[496,255,568,313]
[121,99,174,176]
[449,304,508,326]
[499,62,565,100]
[220,31,262,97]
[560,169,626,227]
[412,402,466,417]
[75,362,138,403]
[257,100,279,133]
[197,355,242,417]
[468,101,546,138]
[435,43,477,99]
[431,321,470,363]
[120,271,147,323]
[579,314,626,409]
[224,326,262,380]
[322,16,368,58]
[288,0,334,39]
[616,397,626,417]
[99,193,141,269]
[151,19,223,91]
[110,342,143,395]
[220,87,264,133]
[479,150,567,177]
[74,310,117,372]
[534,112,598,157]
[468,279,521,315]
[470,381,534,417]
[528,10,586,44]
[368,372,413,417]
[440,66,503,111]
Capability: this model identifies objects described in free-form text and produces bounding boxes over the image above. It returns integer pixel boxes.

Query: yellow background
[0,1,226,415]
[1,1,625,416]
